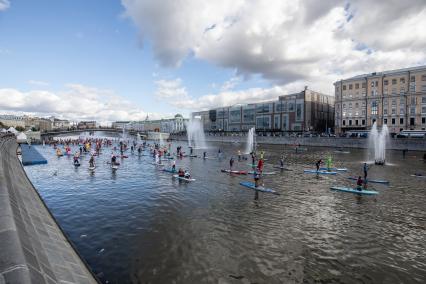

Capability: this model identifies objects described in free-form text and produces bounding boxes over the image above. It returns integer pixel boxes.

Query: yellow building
[334,65,426,134]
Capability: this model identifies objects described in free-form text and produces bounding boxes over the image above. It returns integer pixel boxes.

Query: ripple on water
[24,143,426,283]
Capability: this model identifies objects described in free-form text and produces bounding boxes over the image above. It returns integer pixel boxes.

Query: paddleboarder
[229,157,234,170]
[315,159,323,172]
[363,163,369,180]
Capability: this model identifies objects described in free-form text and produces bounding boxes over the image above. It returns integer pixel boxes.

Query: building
[35,118,53,132]
[0,115,26,128]
[334,65,426,134]
[191,87,334,133]
[52,118,70,130]
[77,121,97,129]
[112,114,188,133]
[160,114,187,134]
[111,121,131,129]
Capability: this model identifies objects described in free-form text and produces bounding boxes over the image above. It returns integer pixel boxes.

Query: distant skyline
[1,0,426,123]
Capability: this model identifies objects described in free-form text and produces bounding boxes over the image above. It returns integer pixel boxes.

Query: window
[349,84,353,90]
[375,81,379,87]
[422,75,426,81]
[384,108,388,115]
[349,120,352,126]
[410,117,415,126]
[371,81,375,87]
[288,103,294,111]
[411,97,416,105]
[349,103,352,109]
[411,76,416,82]
[400,118,404,125]
[392,99,396,106]
[355,102,359,108]
[256,103,272,114]
[422,96,426,104]
[343,85,347,90]
[296,104,303,121]
[392,88,397,95]
[400,108,404,115]
[383,118,387,124]
[422,85,426,92]
[229,108,241,123]
[422,117,426,124]
[355,83,359,89]
[362,82,366,88]
[422,106,426,114]
[392,79,397,85]
[273,115,281,129]
[356,120,359,125]
[371,101,378,115]
[256,115,271,129]
[392,108,396,115]
[343,120,346,126]
[362,110,366,115]
[411,107,416,114]
[400,78,405,84]
[384,80,388,86]
[242,107,256,123]
[362,119,365,125]
[392,118,395,125]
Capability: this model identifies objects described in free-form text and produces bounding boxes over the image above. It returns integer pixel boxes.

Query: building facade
[334,65,426,134]
[192,88,334,133]
[77,121,97,129]
[0,115,26,128]
[160,114,187,134]
[112,114,188,134]
[52,118,70,130]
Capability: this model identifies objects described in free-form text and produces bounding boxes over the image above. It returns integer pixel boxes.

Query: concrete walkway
[0,134,98,283]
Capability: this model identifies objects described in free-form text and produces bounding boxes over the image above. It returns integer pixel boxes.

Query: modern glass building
[192,87,334,133]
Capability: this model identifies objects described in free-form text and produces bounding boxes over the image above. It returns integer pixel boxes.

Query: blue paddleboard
[347,177,389,184]
[239,181,279,195]
[304,169,337,175]
[330,186,378,195]
[163,168,177,173]
[320,167,347,172]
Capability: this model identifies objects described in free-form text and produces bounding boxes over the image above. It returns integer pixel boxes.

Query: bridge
[40,128,146,139]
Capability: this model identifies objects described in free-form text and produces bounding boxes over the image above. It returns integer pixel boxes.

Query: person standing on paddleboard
[229,157,234,171]
[363,163,369,180]
[257,158,264,173]
[316,159,323,172]
[89,155,95,168]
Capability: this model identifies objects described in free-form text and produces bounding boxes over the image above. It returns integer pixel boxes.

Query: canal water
[24,138,426,283]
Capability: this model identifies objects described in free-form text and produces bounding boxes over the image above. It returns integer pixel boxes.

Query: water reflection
[24,141,426,283]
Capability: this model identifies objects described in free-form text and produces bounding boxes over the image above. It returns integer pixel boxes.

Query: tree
[15,126,25,132]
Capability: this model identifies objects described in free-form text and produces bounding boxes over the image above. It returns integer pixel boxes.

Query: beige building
[334,65,426,134]
[0,115,26,128]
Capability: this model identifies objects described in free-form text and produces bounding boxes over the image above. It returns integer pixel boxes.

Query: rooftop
[337,65,426,82]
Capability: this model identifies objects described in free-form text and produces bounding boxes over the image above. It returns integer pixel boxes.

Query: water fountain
[136,133,141,145]
[186,117,207,149]
[368,122,389,165]
[245,127,256,154]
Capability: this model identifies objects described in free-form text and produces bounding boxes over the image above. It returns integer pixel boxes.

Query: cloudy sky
[1,0,425,123]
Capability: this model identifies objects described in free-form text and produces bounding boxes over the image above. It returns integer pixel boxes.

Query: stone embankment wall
[172,134,426,151]
[0,134,97,283]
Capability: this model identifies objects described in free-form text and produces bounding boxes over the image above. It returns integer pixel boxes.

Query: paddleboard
[221,169,247,175]
[151,162,165,166]
[330,186,378,195]
[163,168,177,173]
[203,157,217,160]
[320,167,348,172]
[111,165,119,170]
[239,181,279,195]
[107,161,121,166]
[173,174,195,182]
[248,171,277,175]
[348,177,389,184]
[334,150,350,154]
[74,163,81,167]
[304,169,337,175]
[410,174,426,178]
[189,155,198,158]
[88,166,96,171]
[273,166,293,171]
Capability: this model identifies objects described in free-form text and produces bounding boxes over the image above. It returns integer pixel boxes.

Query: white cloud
[154,78,189,99]
[122,0,426,96]
[0,0,10,11]
[28,80,50,87]
[0,84,162,123]
[221,76,241,92]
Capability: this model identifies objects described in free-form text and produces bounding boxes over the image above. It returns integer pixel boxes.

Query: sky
[1,0,426,124]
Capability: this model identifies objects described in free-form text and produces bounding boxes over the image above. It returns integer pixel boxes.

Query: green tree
[15,126,25,132]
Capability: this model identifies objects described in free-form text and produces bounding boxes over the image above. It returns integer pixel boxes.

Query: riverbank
[0,134,97,283]
[172,134,426,151]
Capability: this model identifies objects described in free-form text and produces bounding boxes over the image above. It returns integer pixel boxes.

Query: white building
[160,114,187,133]
[0,115,26,128]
